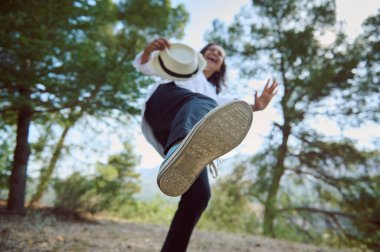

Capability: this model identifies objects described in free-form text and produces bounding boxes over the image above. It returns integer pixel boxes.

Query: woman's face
[203,44,225,75]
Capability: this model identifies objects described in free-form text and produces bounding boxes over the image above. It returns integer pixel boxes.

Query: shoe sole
[157,100,253,197]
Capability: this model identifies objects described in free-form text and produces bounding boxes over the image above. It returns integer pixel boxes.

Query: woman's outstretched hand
[252,79,278,111]
[140,38,171,64]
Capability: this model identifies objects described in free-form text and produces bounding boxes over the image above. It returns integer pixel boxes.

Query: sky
[131,0,380,170]
[171,0,380,49]
[171,0,251,50]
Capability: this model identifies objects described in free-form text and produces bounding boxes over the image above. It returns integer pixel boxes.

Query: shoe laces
[208,158,221,179]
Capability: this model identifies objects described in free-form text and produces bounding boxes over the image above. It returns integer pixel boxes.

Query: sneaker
[157,100,253,196]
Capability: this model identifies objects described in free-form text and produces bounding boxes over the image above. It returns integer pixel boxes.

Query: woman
[134,38,277,252]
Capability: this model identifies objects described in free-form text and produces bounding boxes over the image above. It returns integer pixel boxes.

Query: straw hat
[149,43,207,81]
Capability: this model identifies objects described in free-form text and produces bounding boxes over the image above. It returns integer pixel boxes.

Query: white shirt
[133,51,233,157]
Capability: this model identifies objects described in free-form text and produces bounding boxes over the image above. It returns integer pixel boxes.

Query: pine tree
[0,0,188,213]
[206,1,379,248]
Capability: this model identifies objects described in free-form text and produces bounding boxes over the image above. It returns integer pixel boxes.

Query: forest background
[1,0,379,251]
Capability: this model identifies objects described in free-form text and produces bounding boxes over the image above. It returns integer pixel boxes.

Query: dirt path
[0,212,351,252]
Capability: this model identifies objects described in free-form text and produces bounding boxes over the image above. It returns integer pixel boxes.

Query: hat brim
[149,52,207,81]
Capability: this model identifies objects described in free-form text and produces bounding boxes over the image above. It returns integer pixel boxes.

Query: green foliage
[117,0,188,39]
[338,11,380,124]
[53,172,93,212]
[0,126,14,199]
[0,0,188,118]
[199,165,260,234]
[273,212,323,245]
[118,196,177,225]
[251,134,380,249]
[53,144,140,214]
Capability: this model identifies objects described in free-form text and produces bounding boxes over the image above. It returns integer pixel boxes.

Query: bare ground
[0,209,352,252]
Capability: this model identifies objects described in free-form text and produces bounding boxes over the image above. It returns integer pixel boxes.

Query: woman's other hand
[141,38,171,64]
[252,79,278,111]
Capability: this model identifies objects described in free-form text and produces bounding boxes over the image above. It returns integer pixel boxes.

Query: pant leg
[144,83,218,154]
[161,168,211,252]
[165,96,217,153]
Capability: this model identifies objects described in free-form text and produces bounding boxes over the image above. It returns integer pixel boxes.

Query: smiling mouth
[206,56,217,63]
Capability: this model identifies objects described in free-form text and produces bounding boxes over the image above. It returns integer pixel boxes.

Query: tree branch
[279,206,379,225]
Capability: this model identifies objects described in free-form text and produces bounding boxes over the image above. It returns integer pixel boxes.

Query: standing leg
[161,168,211,252]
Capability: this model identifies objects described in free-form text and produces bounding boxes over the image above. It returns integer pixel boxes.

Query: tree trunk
[7,59,32,214]
[7,101,32,213]
[263,122,291,237]
[28,78,100,207]
[263,54,291,237]
[28,125,71,207]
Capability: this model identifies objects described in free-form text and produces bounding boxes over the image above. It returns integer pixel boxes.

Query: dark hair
[200,43,227,94]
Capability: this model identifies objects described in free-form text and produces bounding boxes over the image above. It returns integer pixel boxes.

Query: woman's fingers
[160,38,170,48]
[152,38,170,51]
[264,79,279,93]
[267,79,278,93]
[268,80,278,99]
[144,38,170,54]
[270,89,278,98]
[264,79,270,90]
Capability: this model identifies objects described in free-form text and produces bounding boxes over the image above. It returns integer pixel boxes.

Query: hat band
[158,55,199,79]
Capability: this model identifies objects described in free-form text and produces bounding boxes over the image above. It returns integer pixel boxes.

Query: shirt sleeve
[215,94,236,106]
[133,51,158,76]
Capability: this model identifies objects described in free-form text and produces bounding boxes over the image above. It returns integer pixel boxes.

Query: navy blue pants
[145,82,218,252]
